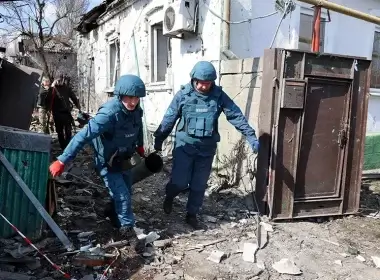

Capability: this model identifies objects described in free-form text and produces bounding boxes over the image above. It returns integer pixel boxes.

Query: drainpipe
[222,0,231,51]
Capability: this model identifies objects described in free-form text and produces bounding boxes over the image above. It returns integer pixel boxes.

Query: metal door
[295,79,351,200]
[261,49,371,220]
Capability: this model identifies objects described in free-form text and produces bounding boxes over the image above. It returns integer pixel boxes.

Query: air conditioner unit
[163,0,197,37]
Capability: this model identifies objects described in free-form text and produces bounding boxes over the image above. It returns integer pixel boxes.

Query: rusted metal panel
[0,60,43,130]
[280,79,306,109]
[260,49,371,220]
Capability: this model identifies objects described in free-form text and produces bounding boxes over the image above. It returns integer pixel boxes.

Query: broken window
[371,31,380,89]
[109,39,120,88]
[151,23,169,83]
[298,13,326,52]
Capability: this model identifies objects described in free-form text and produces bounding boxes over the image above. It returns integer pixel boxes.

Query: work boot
[119,226,145,254]
[163,196,173,214]
[186,213,201,230]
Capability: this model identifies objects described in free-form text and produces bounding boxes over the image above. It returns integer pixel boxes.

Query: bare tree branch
[0,0,88,80]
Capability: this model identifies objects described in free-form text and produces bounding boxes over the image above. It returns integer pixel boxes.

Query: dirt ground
[2,136,380,280]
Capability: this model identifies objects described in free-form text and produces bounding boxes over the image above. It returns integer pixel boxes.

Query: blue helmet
[114,74,146,97]
[190,61,217,81]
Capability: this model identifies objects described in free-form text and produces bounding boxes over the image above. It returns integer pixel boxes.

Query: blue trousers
[166,145,215,215]
[102,170,134,227]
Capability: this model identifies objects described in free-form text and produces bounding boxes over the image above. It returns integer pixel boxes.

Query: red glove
[49,160,65,177]
[136,146,145,157]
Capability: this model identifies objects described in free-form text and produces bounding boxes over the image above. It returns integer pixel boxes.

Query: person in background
[46,73,81,150]
[48,74,147,253]
[36,76,51,133]
[154,61,259,229]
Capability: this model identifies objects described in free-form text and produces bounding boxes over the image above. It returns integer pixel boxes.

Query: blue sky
[88,0,103,11]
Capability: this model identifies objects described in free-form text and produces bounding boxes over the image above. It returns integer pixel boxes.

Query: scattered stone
[334,260,343,266]
[260,222,274,232]
[78,231,95,239]
[356,255,365,262]
[0,238,15,246]
[184,274,198,280]
[340,253,349,258]
[207,250,226,263]
[145,232,161,244]
[230,222,238,228]
[239,219,248,224]
[233,238,239,242]
[272,259,302,275]
[371,256,380,268]
[40,278,54,280]
[153,239,172,249]
[203,215,218,223]
[242,243,258,263]
[256,260,265,269]
[347,246,360,256]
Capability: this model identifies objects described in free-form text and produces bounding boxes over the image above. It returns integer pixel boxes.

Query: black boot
[119,226,145,254]
[104,200,120,228]
[163,196,174,214]
[186,213,201,230]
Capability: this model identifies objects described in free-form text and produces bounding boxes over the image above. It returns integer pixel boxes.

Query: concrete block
[240,73,263,88]
[220,74,243,88]
[242,242,258,263]
[207,250,226,263]
[220,59,242,74]
[243,57,263,73]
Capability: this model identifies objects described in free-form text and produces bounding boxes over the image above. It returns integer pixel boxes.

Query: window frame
[149,22,169,85]
[107,37,120,89]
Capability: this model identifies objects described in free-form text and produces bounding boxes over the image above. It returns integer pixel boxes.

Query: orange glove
[136,146,145,157]
[49,160,65,177]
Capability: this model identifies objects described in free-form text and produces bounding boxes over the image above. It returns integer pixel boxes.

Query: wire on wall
[202,1,279,24]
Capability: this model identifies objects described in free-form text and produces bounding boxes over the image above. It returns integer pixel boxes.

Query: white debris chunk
[207,250,226,263]
[371,256,380,268]
[272,258,302,275]
[145,232,160,244]
[256,260,265,269]
[356,255,365,262]
[242,243,258,263]
[260,222,274,232]
[334,260,343,266]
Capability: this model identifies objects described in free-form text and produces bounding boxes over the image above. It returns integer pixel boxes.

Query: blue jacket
[58,97,144,176]
[154,83,257,154]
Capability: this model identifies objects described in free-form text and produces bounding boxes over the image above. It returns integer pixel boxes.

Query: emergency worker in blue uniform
[154,61,259,229]
[49,74,147,252]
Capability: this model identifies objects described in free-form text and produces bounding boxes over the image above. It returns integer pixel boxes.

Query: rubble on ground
[1,137,380,279]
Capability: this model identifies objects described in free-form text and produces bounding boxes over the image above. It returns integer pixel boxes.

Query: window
[299,13,326,52]
[151,23,169,83]
[108,39,120,88]
[371,31,380,89]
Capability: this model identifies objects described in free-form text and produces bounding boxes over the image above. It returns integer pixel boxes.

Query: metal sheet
[0,127,51,238]
[0,60,43,130]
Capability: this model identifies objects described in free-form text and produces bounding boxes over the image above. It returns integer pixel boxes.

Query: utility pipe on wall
[222,0,231,50]
[299,0,380,25]
[311,6,321,52]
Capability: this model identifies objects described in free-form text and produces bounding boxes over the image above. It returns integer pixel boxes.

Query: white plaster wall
[77,0,380,132]
[77,0,223,128]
